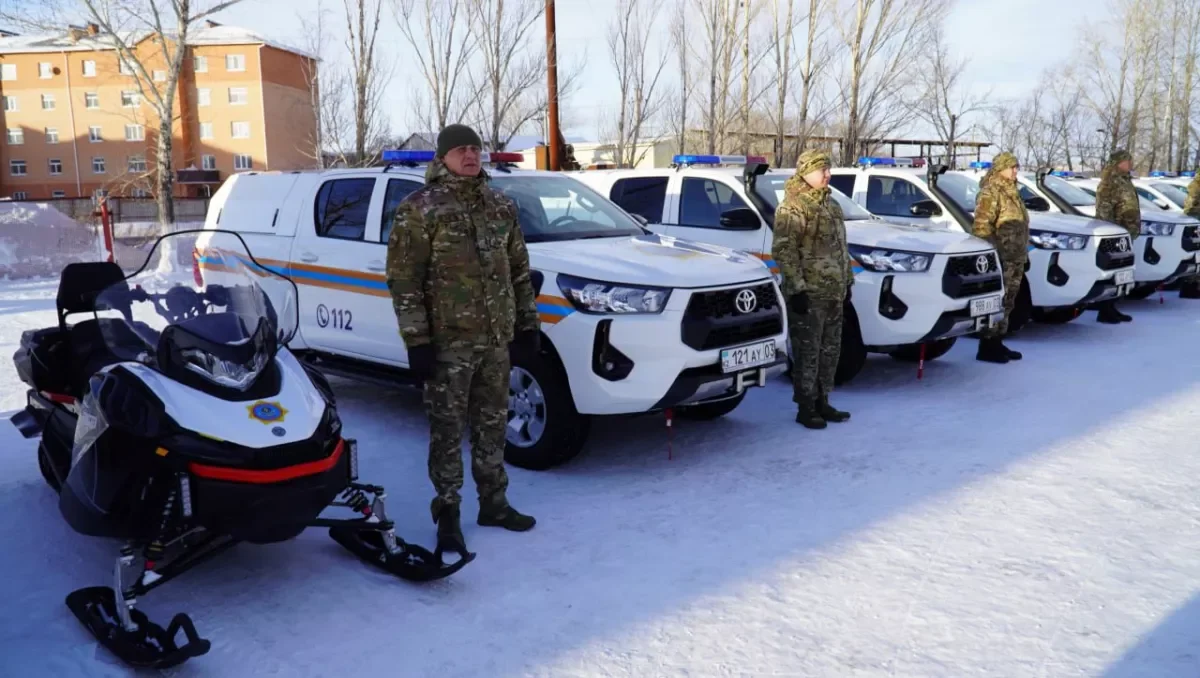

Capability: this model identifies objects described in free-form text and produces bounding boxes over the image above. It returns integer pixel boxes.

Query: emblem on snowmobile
[247,401,288,424]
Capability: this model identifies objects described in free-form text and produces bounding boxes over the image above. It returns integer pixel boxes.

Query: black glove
[511,329,541,354]
[407,343,436,380]
[846,285,853,302]
[788,292,809,315]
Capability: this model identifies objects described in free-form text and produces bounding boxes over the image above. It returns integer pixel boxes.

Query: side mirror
[909,199,943,217]
[1156,199,1170,210]
[719,207,761,230]
[1024,196,1050,212]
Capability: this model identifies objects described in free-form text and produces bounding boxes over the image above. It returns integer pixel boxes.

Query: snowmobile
[9,229,474,670]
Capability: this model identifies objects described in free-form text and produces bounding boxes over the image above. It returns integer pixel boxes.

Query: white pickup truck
[195,151,788,470]
[572,155,1006,384]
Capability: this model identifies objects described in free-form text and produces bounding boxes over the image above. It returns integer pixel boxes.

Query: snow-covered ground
[1,277,1199,677]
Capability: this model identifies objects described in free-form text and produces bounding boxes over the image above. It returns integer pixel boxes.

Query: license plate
[720,340,777,374]
[1115,269,1134,285]
[970,295,1002,317]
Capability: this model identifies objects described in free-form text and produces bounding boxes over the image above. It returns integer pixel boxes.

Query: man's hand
[511,329,541,354]
[788,292,809,315]
[407,344,436,380]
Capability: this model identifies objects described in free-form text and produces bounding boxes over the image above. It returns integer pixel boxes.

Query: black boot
[817,393,850,423]
[435,504,469,557]
[1113,303,1132,322]
[997,339,1022,361]
[478,502,536,532]
[1096,301,1122,324]
[976,337,1010,364]
[795,402,827,429]
[1180,279,1200,299]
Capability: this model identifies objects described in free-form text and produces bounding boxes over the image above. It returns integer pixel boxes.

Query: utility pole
[546,0,561,171]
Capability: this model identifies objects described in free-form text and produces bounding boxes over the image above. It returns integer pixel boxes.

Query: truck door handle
[366,260,386,272]
[298,252,318,263]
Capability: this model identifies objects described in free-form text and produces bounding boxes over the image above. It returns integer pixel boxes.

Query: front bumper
[650,357,788,411]
[1027,242,1136,308]
[1134,235,1200,284]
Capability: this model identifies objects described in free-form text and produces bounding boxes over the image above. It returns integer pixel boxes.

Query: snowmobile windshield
[92,230,300,392]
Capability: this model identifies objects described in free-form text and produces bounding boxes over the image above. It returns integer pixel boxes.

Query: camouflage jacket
[1183,175,1200,219]
[385,158,539,350]
[771,175,853,300]
[1094,166,1141,239]
[972,173,1030,262]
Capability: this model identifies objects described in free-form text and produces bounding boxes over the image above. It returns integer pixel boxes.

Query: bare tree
[297,0,358,169]
[669,0,693,154]
[1177,0,1200,169]
[463,0,547,150]
[765,0,796,164]
[792,0,832,156]
[607,0,670,167]
[834,0,947,164]
[911,27,991,168]
[343,0,391,165]
[391,0,477,132]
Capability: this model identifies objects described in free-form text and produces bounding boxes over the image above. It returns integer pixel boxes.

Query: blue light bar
[382,150,435,163]
[1149,170,1167,177]
[1050,170,1075,177]
[672,154,768,166]
[1182,171,1196,177]
[857,157,895,166]
[969,161,992,170]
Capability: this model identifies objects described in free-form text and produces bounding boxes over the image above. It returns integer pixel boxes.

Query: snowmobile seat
[55,262,135,395]
[56,261,128,330]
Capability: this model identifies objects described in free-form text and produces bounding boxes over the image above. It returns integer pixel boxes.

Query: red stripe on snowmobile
[187,439,345,484]
[41,391,77,404]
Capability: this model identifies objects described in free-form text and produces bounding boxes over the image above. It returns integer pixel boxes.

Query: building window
[125,124,144,141]
[131,187,151,198]
[225,54,245,71]
[119,58,134,75]
[202,154,216,170]
[13,191,28,200]
[228,87,248,105]
[231,121,250,139]
[93,157,106,173]
[10,160,27,175]
[153,69,166,82]
[45,127,58,144]
[234,154,252,170]
[200,122,213,140]
[85,92,99,108]
[52,190,66,198]
[194,55,207,72]
[2,95,15,111]
[49,158,63,175]
[121,90,140,107]
[82,60,96,77]
[89,126,103,142]
[1,64,16,81]
[197,88,210,106]
[6,128,23,145]
[39,62,53,79]
[41,93,55,110]
[128,155,147,173]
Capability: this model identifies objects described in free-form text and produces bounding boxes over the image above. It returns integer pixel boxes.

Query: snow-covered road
[1,279,1198,677]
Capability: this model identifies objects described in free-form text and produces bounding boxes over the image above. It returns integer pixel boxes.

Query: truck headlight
[848,245,931,272]
[1029,230,1087,250]
[556,273,671,314]
[1140,221,1176,236]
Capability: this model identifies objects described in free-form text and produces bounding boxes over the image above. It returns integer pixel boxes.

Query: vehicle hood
[1029,212,1130,236]
[1140,210,1199,225]
[528,234,772,287]
[845,219,994,255]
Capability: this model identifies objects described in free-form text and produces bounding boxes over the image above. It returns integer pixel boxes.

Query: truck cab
[1025,172,1200,298]
[196,151,788,470]
[830,159,1137,328]
[572,155,1007,384]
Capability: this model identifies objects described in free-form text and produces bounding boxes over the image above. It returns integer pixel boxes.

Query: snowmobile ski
[65,586,210,670]
[328,525,475,581]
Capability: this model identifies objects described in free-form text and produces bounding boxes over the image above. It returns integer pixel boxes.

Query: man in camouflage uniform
[1093,150,1139,323]
[971,152,1030,364]
[1179,171,1200,299]
[772,150,853,429]
[386,124,539,558]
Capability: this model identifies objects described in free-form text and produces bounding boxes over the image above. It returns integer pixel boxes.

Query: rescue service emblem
[248,401,288,424]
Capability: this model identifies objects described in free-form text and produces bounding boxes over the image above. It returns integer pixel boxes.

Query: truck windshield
[1151,182,1189,208]
[928,172,982,213]
[490,175,646,243]
[753,174,874,220]
[1040,174,1097,207]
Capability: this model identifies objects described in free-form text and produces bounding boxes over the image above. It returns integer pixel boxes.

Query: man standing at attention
[1179,170,1200,299]
[971,152,1030,363]
[1094,150,1140,323]
[386,124,540,558]
[771,150,853,429]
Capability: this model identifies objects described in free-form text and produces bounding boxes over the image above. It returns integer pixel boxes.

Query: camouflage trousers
[981,256,1026,338]
[423,345,510,520]
[789,298,843,404]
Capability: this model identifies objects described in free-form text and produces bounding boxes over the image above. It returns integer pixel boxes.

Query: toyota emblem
[975,255,989,274]
[734,288,758,314]
[1117,238,1129,252]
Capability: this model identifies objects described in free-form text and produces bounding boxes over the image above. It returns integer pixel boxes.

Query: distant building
[0,21,317,200]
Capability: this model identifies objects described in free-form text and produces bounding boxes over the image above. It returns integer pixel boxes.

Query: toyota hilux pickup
[195,151,788,470]
[572,155,1006,384]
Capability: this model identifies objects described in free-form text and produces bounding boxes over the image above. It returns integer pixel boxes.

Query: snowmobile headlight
[180,347,268,390]
[556,273,671,314]
[848,245,931,272]
[1140,220,1176,237]
[1029,230,1088,250]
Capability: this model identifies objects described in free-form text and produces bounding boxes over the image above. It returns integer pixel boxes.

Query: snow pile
[0,203,105,281]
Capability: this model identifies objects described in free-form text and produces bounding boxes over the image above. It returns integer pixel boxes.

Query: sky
[205,0,1100,148]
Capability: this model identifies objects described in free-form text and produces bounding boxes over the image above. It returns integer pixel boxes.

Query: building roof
[0,21,313,59]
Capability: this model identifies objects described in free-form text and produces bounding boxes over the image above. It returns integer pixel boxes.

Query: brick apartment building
[0,21,317,200]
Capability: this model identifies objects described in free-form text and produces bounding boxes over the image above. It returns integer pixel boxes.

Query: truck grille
[941,252,1003,299]
[1096,235,1135,269]
[681,282,783,351]
[1183,225,1200,252]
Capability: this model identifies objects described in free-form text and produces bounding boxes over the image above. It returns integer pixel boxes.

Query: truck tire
[835,304,867,386]
[888,337,956,362]
[504,339,590,470]
[675,391,747,420]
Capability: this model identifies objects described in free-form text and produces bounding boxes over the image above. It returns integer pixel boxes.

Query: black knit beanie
[437,124,483,156]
